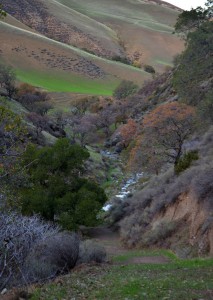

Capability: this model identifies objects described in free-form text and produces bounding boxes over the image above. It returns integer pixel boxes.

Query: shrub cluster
[143,64,156,74]
[0,212,107,289]
[0,212,60,289]
[175,150,199,174]
[77,240,107,265]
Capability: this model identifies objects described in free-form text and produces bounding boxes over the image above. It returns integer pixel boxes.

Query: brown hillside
[1,0,184,72]
[1,0,123,58]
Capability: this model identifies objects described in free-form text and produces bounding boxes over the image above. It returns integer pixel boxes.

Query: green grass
[16,69,119,96]
[31,253,213,300]
[113,249,178,263]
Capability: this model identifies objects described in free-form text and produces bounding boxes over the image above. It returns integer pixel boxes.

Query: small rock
[1,288,7,295]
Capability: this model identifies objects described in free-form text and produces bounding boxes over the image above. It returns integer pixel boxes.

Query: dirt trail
[87,226,170,264]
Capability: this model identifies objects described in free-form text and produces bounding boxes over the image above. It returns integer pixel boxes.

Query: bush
[175,150,199,174]
[25,232,79,282]
[113,80,138,100]
[143,64,156,74]
[111,55,130,65]
[141,221,176,246]
[20,138,107,229]
[76,240,107,265]
[0,212,60,289]
[106,198,129,225]
[173,22,213,107]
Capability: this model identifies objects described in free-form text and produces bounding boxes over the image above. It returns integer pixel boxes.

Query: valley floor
[17,227,213,300]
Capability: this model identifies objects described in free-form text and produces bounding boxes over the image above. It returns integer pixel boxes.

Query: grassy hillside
[55,0,184,71]
[0,21,150,95]
[0,0,184,96]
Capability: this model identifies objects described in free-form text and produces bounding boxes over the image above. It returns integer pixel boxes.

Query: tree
[17,83,51,114]
[128,102,196,173]
[113,80,138,100]
[20,138,107,229]
[174,7,207,35]
[70,97,90,117]
[173,21,213,107]
[0,64,16,98]
[0,4,6,19]
[174,1,212,36]
[96,106,115,138]
[120,119,137,147]
[142,102,195,166]
[0,103,26,178]
[0,102,28,208]
[197,90,213,125]
[26,112,48,137]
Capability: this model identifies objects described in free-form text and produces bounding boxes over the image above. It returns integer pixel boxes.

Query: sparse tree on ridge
[0,4,6,19]
[174,0,212,36]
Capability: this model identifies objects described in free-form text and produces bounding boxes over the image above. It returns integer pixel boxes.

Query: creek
[101,150,143,211]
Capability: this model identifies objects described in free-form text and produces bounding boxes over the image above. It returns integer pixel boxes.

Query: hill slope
[0,20,151,95]
[0,0,184,95]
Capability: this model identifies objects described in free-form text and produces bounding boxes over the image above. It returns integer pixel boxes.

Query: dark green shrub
[111,55,130,65]
[143,64,156,74]
[20,138,107,229]
[175,150,199,175]
[173,22,213,107]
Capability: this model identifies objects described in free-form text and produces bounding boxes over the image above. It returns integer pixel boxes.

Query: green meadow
[16,69,119,95]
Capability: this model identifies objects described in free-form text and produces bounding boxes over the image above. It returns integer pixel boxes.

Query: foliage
[173,21,213,108]
[20,138,107,229]
[197,89,213,126]
[118,154,213,251]
[141,221,177,247]
[0,64,16,98]
[113,80,138,100]
[174,150,199,175]
[174,1,212,36]
[174,7,208,35]
[0,4,6,18]
[0,102,26,179]
[120,119,137,147]
[77,240,106,265]
[25,232,79,283]
[129,102,195,173]
[17,83,52,115]
[143,64,155,74]
[0,212,60,289]
[111,55,131,65]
